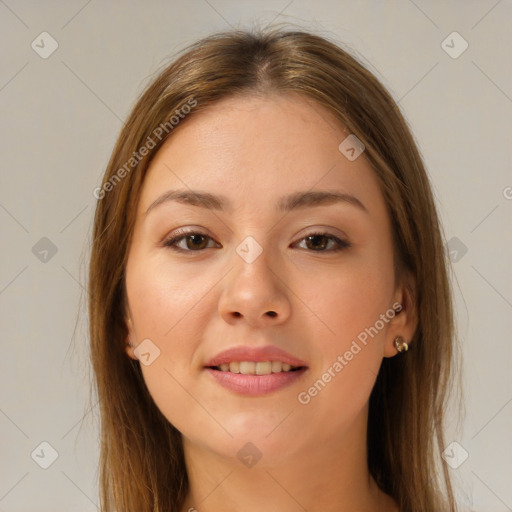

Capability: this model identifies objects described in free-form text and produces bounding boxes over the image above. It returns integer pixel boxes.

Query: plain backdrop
[1,1,511,511]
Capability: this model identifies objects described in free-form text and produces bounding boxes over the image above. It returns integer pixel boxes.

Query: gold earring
[394,336,408,353]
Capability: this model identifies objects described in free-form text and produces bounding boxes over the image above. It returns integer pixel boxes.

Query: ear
[383,271,418,358]
[124,310,139,361]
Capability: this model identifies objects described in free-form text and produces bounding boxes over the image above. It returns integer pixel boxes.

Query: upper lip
[205,345,307,368]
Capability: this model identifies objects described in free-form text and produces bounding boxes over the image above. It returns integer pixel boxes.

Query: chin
[182,414,306,467]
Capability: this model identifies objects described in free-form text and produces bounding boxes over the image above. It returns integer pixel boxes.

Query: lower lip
[205,367,308,396]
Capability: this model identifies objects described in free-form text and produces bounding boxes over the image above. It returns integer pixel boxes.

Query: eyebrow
[145,189,368,216]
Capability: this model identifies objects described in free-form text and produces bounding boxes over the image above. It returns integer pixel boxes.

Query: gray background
[1,1,511,511]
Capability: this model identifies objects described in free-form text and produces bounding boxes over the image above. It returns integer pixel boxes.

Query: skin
[124,92,417,512]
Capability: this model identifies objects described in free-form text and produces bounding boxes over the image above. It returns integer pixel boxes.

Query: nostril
[266,311,277,317]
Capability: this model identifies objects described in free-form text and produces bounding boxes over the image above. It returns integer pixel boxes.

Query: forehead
[138,93,386,219]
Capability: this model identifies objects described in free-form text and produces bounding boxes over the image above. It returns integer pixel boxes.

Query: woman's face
[124,93,416,465]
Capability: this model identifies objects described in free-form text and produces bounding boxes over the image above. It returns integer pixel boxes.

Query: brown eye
[305,234,329,250]
[184,234,209,250]
[164,231,218,252]
[294,232,350,252]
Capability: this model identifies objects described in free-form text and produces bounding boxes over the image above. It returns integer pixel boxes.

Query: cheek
[293,271,392,440]
[298,256,395,348]
[293,253,395,413]
[125,255,217,436]
[126,251,214,341]
[125,253,203,383]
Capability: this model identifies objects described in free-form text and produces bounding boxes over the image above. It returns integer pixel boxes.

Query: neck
[179,403,396,512]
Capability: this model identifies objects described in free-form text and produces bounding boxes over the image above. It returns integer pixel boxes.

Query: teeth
[239,361,256,374]
[256,361,272,375]
[271,360,282,373]
[216,361,298,374]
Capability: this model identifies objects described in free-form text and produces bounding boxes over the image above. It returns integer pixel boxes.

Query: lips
[204,345,308,396]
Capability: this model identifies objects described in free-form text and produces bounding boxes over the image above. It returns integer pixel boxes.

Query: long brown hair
[88,27,460,511]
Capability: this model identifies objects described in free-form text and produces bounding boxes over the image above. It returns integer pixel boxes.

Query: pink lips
[204,345,308,396]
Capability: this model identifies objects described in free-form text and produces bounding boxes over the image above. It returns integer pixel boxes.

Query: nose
[218,247,291,327]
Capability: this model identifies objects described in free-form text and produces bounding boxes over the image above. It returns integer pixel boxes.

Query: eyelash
[163,229,351,253]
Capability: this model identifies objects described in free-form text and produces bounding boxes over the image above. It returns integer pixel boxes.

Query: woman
[89,27,459,511]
